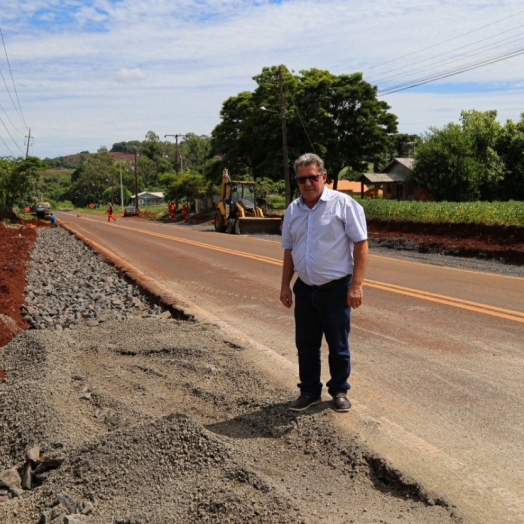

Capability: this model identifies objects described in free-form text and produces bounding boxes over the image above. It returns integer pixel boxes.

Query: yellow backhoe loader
[214,169,282,235]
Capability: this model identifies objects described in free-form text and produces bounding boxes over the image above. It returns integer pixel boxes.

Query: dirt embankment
[367,219,524,264]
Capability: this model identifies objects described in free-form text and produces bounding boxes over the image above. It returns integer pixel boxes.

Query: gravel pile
[21,228,171,331]
[0,226,459,524]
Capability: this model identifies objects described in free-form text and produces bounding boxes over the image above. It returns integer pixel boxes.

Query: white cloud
[115,68,146,83]
[1,0,523,157]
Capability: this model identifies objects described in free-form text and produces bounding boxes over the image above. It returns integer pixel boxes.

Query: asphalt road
[56,211,524,524]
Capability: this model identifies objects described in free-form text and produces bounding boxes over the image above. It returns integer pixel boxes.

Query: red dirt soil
[367,219,524,264]
[0,217,523,350]
[0,218,47,348]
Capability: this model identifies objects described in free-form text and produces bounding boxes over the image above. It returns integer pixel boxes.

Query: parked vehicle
[124,205,139,217]
[34,202,51,219]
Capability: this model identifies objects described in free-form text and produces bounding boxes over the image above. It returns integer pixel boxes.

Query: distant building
[130,192,165,206]
[358,158,427,200]
[326,180,380,198]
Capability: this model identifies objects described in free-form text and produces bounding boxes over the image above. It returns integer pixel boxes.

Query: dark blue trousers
[293,277,351,397]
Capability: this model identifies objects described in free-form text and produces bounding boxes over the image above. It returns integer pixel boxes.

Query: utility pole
[111,169,115,206]
[164,134,187,175]
[134,151,139,212]
[279,67,291,208]
[25,128,32,158]
[119,162,124,208]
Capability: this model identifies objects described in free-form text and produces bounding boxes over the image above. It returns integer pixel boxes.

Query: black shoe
[289,395,322,412]
[332,393,351,412]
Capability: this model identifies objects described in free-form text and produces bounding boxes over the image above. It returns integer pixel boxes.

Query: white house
[129,192,165,206]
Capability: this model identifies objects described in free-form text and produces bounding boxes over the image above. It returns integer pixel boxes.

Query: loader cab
[227,182,256,213]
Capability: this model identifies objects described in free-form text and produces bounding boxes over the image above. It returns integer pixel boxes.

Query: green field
[359,200,524,227]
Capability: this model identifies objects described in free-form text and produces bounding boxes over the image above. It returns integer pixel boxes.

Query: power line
[378,47,524,96]
[0,112,24,154]
[367,24,524,83]
[0,27,27,129]
[374,32,524,86]
[284,83,317,155]
[363,8,524,72]
[0,133,15,156]
[0,100,25,136]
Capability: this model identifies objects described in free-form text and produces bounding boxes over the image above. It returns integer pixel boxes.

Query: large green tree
[495,113,524,200]
[412,110,504,201]
[411,123,477,201]
[178,133,212,174]
[460,109,504,200]
[0,156,47,213]
[68,149,120,206]
[210,66,398,189]
[160,171,209,209]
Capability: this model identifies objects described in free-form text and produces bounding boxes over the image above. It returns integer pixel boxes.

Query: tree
[67,150,118,206]
[178,133,212,174]
[161,171,209,209]
[412,110,504,201]
[460,110,503,200]
[411,124,478,201]
[388,133,421,161]
[0,156,47,213]
[136,156,157,188]
[110,140,142,154]
[141,130,164,161]
[495,113,524,200]
[210,66,398,189]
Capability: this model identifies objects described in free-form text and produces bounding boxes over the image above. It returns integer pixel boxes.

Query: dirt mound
[0,220,37,347]
[367,219,524,264]
[1,318,455,524]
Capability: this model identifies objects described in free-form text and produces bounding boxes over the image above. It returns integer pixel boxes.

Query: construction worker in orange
[107,203,117,222]
[168,201,176,219]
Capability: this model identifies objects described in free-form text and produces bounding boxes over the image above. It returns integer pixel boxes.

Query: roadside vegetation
[1,65,523,230]
[360,199,524,227]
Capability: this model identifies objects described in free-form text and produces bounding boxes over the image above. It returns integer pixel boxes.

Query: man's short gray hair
[294,153,324,174]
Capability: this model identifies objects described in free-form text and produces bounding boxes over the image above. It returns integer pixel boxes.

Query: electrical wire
[284,83,317,155]
[375,33,524,86]
[0,133,15,156]
[363,8,524,72]
[0,111,24,154]
[368,24,524,83]
[0,100,25,136]
[378,46,524,95]
[0,27,27,129]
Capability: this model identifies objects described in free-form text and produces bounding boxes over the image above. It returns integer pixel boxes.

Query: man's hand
[348,240,368,309]
[280,249,295,309]
[347,283,363,309]
[280,286,293,308]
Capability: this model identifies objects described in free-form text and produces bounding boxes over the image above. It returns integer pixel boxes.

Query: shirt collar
[297,185,333,209]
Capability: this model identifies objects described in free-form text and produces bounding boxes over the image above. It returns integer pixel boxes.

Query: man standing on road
[280,153,368,413]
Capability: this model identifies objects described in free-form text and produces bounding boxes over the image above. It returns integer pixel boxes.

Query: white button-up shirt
[281,187,367,286]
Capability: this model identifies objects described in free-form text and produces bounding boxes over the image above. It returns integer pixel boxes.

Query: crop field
[359,199,524,227]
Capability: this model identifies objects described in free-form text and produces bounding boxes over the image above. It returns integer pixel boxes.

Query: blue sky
[1,0,523,158]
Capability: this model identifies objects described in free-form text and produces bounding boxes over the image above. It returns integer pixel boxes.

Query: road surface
[56,211,524,523]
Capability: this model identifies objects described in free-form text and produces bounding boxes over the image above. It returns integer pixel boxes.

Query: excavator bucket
[237,217,282,235]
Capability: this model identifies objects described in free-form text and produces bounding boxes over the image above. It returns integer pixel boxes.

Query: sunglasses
[295,174,323,184]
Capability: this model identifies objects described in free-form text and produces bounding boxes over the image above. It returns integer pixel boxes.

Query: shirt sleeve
[344,198,368,242]
[280,206,294,249]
